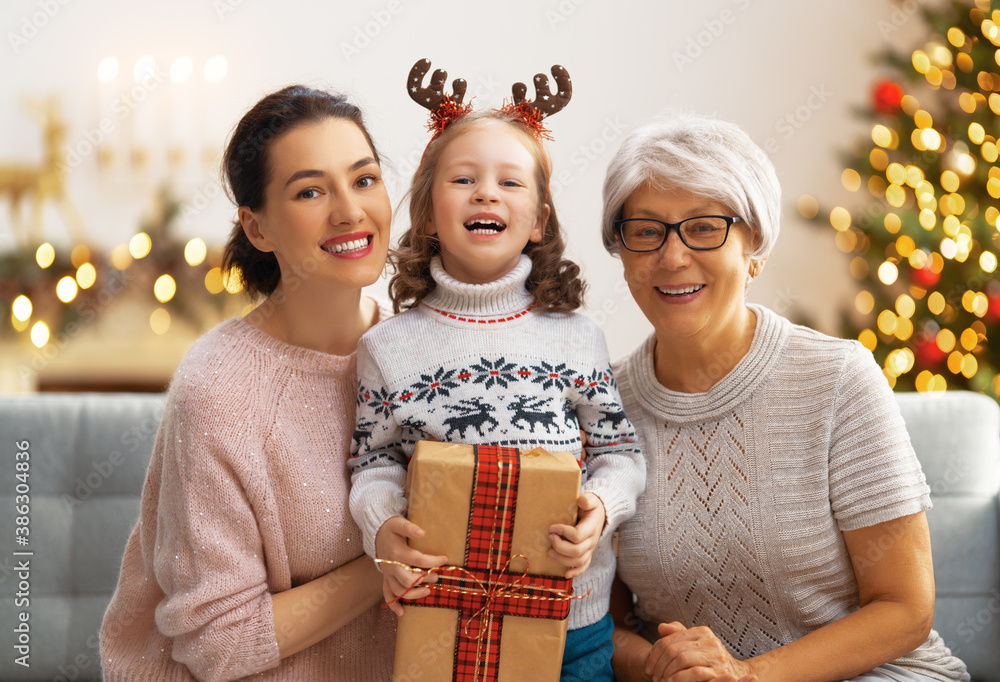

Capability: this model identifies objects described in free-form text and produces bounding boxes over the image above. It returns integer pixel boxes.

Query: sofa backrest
[0,391,996,681]
[0,393,165,682]
[896,391,1000,682]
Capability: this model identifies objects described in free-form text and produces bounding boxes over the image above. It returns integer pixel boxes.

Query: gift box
[393,441,582,682]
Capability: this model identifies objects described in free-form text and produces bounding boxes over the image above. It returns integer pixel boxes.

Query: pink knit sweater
[100,310,396,681]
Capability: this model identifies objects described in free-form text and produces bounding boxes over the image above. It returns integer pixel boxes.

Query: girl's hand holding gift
[375,516,447,616]
[548,492,606,579]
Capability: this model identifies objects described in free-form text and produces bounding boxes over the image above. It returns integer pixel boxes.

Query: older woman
[604,113,969,682]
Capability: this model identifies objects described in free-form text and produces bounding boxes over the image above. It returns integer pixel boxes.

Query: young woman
[100,85,397,681]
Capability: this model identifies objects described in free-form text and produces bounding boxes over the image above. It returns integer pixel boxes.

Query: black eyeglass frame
[614,215,743,252]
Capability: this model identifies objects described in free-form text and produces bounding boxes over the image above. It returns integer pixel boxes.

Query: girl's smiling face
[240,117,391,292]
[427,120,548,285]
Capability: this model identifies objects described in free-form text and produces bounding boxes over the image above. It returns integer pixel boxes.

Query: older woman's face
[620,183,756,348]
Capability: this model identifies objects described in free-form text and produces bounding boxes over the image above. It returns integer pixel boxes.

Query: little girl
[349,61,644,681]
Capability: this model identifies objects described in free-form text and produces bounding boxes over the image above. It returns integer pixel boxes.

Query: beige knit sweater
[614,305,968,682]
[100,311,396,681]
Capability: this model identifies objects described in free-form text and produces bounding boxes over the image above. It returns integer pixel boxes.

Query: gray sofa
[0,391,997,681]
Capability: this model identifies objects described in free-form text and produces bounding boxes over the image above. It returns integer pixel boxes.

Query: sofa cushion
[896,391,1000,682]
[0,393,164,682]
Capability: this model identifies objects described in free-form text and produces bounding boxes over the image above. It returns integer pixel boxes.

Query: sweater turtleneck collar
[422,254,535,319]
[627,304,792,423]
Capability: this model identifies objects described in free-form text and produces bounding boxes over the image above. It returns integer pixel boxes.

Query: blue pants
[561,613,615,682]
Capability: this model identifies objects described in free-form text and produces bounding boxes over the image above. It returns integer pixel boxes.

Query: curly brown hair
[389,112,585,314]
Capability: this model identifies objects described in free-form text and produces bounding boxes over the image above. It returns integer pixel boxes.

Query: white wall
[0,0,930,360]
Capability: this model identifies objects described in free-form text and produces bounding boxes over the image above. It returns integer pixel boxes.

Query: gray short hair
[601,112,781,261]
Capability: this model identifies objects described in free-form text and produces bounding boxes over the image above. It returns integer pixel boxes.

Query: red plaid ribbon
[400,444,574,682]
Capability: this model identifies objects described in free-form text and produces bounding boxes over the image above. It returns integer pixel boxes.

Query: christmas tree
[803,0,1000,402]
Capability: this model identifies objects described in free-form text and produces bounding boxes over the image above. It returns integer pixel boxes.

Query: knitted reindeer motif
[352,417,378,450]
[0,98,87,249]
[507,395,561,434]
[442,397,499,440]
[595,405,630,432]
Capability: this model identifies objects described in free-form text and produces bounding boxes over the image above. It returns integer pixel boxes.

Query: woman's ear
[748,258,767,279]
[529,203,551,243]
[239,206,275,253]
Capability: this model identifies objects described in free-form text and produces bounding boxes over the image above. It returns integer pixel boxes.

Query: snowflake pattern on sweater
[348,255,645,631]
[355,357,620,449]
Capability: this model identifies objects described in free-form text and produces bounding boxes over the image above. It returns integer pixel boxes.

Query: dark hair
[221,85,382,299]
[389,112,585,314]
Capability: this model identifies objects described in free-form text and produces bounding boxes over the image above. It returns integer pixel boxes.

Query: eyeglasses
[614,215,743,252]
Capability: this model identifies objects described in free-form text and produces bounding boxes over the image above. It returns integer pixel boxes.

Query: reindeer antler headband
[407,58,572,143]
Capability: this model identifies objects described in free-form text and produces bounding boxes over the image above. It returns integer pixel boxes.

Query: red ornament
[873,79,904,114]
[986,294,1000,323]
[915,337,946,367]
[911,263,940,288]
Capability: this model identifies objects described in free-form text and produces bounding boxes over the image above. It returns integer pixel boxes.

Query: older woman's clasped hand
[646,622,756,682]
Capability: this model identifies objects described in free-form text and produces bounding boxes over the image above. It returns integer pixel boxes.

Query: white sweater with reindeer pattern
[348,255,645,630]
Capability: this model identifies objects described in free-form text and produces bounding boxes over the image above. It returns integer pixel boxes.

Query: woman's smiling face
[240,117,392,292]
[619,183,756,348]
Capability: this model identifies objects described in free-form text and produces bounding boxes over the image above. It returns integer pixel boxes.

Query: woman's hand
[548,492,606,579]
[374,516,447,615]
[646,622,757,682]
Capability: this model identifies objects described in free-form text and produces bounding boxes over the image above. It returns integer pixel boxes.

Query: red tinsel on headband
[428,95,474,140]
[426,97,553,143]
[498,100,554,142]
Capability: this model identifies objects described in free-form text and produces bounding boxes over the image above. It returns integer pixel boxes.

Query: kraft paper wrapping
[392,441,582,682]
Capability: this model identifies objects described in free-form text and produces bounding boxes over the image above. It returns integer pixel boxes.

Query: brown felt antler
[511,65,572,120]
[407,58,468,110]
